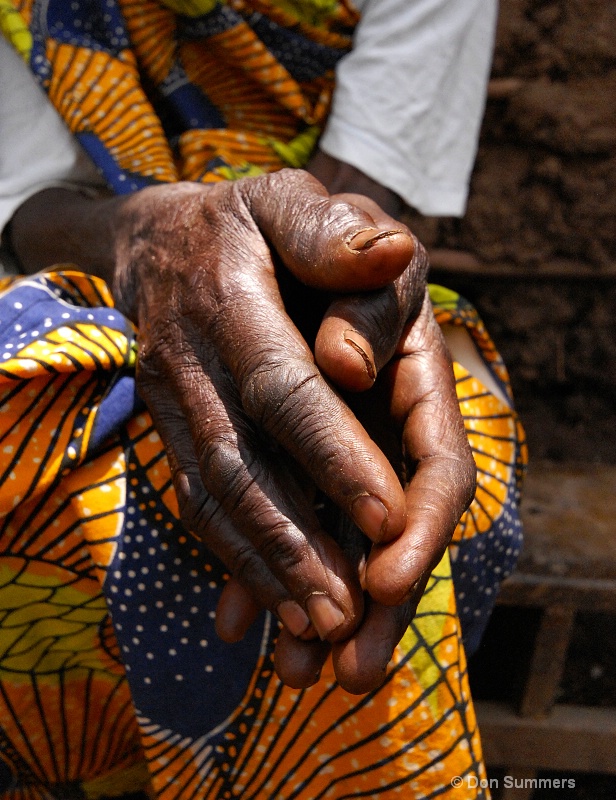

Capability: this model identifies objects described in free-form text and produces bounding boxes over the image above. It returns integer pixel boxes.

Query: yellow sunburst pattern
[431,285,527,654]
[0,272,146,797]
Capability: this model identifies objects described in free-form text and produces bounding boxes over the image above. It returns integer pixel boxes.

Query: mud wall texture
[404,0,616,463]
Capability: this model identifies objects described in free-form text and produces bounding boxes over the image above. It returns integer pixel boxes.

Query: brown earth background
[430,4,616,796]
[403,0,616,465]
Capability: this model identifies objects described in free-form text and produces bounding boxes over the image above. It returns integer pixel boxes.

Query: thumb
[243,169,415,292]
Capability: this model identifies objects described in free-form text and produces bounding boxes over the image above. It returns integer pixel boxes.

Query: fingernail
[277,600,311,637]
[344,329,376,382]
[352,494,388,541]
[357,555,368,591]
[306,593,346,640]
[348,229,400,251]
[400,577,424,605]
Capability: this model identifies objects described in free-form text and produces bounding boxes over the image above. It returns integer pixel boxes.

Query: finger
[311,197,428,393]
[137,335,366,643]
[216,581,332,689]
[243,169,415,291]
[195,246,408,545]
[273,627,331,689]
[363,294,476,606]
[332,594,419,695]
[216,577,320,644]
[215,578,262,643]
[314,236,429,392]
[318,500,426,695]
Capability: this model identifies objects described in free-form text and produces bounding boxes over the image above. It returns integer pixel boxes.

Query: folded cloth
[0,271,525,798]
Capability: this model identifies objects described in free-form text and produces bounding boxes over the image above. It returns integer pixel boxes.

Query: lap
[0,272,523,798]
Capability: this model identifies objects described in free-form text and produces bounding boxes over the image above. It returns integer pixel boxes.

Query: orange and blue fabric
[0,1,527,798]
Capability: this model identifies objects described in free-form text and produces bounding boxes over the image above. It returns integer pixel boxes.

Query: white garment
[0,35,105,237]
[324,0,497,215]
[0,0,496,236]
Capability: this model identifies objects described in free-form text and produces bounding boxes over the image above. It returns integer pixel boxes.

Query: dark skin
[9,159,476,694]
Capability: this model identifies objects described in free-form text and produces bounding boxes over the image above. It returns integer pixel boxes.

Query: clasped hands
[110,168,476,694]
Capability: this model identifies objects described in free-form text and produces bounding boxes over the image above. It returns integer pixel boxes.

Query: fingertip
[214,579,260,643]
[332,638,389,695]
[333,228,415,291]
[274,628,331,689]
[364,540,430,607]
[332,599,414,694]
[246,171,413,292]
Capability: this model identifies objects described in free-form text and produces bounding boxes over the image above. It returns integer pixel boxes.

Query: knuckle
[176,483,219,536]
[136,328,186,388]
[395,270,426,323]
[255,523,307,577]
[239,358,322,438]
[390,235,429,321]
[173,181,228,226]
[243,168,314,204]
[361,286,405,362]
[197,435,253,503]
[438,448,477,521]
[137,337,169,379]
[460,451,478,510]
[408,235,430,284]
[228,543,266,590]
[137,344,202,414]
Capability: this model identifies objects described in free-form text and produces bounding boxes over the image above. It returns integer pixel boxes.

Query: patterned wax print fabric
[0,272,525,800]
[0,1,527,797]
[430,286,527,655]
[1,0,360,189]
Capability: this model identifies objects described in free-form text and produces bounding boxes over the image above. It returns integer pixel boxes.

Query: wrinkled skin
[112,169,475,692]
[11,164,476,693]
[219,285,475,693]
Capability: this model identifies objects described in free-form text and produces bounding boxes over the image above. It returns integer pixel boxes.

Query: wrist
[306,150,402,219]
[9,186,120,285]
[109,182,213,324]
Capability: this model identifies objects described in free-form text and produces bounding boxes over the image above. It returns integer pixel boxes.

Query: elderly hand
[110,169,428,646]
[10,168,475,693]
[192,178,475,693]
[264,281,476,693]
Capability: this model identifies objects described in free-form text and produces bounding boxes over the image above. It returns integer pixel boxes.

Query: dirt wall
[404,0,616,463]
